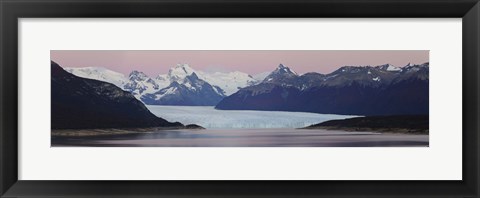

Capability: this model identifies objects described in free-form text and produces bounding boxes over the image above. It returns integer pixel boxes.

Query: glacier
[146,105,357,129]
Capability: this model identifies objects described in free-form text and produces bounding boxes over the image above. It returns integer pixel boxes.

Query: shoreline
[302,126,428,135]
[52,126,427,137]
[52,126,204,137]
[302,115,429,135]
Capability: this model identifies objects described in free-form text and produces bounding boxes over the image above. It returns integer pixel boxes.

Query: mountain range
[52,61,184,129]
[66,64,257,105]
[215,63,429,116]
[65,62,429,116]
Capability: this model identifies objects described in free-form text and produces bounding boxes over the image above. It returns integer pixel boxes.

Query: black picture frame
[1,0,479,197]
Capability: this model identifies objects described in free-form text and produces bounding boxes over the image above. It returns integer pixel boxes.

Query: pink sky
[51,50,429,76]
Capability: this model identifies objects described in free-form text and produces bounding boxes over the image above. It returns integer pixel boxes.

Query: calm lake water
[52,128,428,147]
[52,106,428,147]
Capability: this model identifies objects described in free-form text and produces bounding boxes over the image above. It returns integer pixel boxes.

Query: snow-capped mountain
[162,64,257,95]
[154,74,171,89]
[142,72,225,106]
[263,64,298,83]
[64,67,128,88]
[197,71,257,95]
[63,62,428,113]
[376,63,402,72]
[216,62,429,116]
[167,63,196,82]
[53,61,182,129]
[65,63,258,105]
[124,71,160,98]
[322,64,402,88]
[65,67,162,100]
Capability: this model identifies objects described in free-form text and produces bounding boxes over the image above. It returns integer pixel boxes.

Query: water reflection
[52,128,429,147]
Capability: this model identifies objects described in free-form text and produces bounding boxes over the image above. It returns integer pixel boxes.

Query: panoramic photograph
[51,50,429,147]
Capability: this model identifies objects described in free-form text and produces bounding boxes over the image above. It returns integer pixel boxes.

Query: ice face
[147,105,357,129]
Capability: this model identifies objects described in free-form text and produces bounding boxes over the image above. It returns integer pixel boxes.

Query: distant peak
[168,63,196,82]
[376,63,401,72]
[274,64,298,75]
[129,70,144,75]
[171,63,195,73]
[129,70,148,79]
[175,63,191,68]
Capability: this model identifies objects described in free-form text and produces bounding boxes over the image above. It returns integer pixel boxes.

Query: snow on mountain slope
[124,71,160,99]
[216,62,429,115]
[260,64,300,87]
[376,64,402,72]
[197,71,257,95]
[163,63,257,96]
[142,72,225,106]
[65,64,258,102]
[154,74,171,89]
[167,63,196,82]
[264,64,298,82]
[64,67,128,88]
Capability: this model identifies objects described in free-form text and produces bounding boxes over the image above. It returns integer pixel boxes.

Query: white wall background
[18,18,462,180]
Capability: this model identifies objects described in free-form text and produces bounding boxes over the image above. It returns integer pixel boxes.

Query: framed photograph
[1,0,479,197]
[50,50,430,147]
